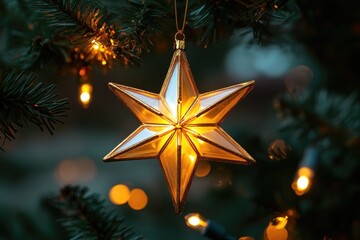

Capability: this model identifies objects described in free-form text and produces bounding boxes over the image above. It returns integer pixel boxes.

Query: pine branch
[44,185,143,240]
[113,0,165,65]
[189,0,295,46]
[28,0,109,46]
[274,90,360,151]
[0,71,69,150]
[21,0,165,67]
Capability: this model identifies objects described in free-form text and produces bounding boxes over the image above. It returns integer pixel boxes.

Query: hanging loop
[174,0,189,32]
[174,31,186,41]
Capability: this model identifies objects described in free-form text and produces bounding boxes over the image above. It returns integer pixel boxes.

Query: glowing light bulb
[292,167,314,195]
[92,40,100,50]
[79,67,87,77]
[185,213,208,232]
[296,176,309,190]
[79,83,93,108]
[188,216,200,226]
[101,60,107,65]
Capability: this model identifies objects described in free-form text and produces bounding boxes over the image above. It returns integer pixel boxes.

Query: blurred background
[0,0,359,240]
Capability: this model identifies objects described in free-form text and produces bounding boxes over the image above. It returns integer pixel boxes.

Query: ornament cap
[174,31,186,50]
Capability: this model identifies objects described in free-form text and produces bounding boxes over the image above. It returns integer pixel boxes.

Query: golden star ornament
[104,39,255,214]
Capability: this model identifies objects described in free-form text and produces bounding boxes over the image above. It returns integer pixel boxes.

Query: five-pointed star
[104,49,255,213]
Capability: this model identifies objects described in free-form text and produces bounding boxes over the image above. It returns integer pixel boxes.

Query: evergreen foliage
[275,90,360,150]
[0,71,68,150]
[44,185,143,240]
[0,0,293,147]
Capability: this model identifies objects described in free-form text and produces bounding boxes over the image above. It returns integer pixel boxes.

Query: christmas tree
[0,0,359,239]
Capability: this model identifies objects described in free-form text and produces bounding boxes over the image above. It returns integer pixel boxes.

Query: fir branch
[189,0,294,46]
[27,0,110,46]
[44,185,143,240]
[274,90,360,150]
[0,71,69,149]
[113,0,165,65]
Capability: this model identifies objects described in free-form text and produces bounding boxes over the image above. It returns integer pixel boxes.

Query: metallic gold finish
[175,39,185,50]
[104,48,255,213]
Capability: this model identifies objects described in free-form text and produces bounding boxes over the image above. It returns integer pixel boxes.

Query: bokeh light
[79,83,93,108]
[128,188,148,210]
[55,158,97,184]
[285,65,313,95]
[109,184,130,205]
[292,167,314,195]
[56,159,78,183]
[195,161,211,177]
[226,38,297,79]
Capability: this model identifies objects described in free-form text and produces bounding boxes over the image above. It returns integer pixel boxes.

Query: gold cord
[174,0,189,33]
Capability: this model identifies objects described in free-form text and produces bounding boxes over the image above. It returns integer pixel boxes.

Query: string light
[79,83,93,108]
[185,213,208,232]
[292,167,314,195]
[184,213,239,240]
[264,216,289,240]
[292,147,318,196]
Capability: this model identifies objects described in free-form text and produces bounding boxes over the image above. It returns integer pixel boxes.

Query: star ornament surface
[104,49,255,213]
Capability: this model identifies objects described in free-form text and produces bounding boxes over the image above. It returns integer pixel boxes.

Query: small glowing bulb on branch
[292,147,317,196]
[292,167,314,195]
[102,60,107,65]
[79,67,87,77]
[91,40,100,51]
[79,83,93,108]
[265,216,289,240]
[185,213,208,232]
[296,176,309,190]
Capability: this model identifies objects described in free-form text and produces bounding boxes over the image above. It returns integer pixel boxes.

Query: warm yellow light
[188,216,200,226]
[102,60,107,65]
[185,213,208,232]
[265,216,288,240]
[128,188,148,210]
[109,184,130,205]
[80,92,91,102]
[297,176,309,190]
[92,40,100,50]
[79,83,93,108]
[79,67,87,77]
[195,161,211,177]
[272,216,288,229]
[292,167,313,195]
[298,167,313,178]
